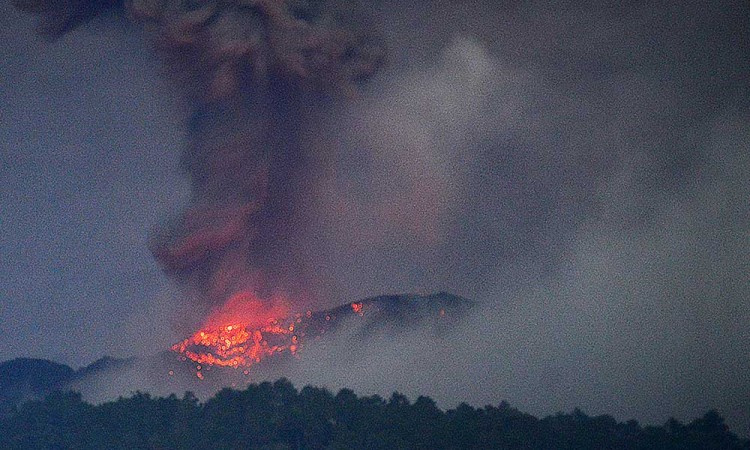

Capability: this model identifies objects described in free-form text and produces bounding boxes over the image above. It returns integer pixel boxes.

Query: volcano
[165,292,473,383]
[0,293,473,408]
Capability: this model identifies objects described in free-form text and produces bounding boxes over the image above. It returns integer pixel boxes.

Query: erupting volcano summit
[169,293,473,380]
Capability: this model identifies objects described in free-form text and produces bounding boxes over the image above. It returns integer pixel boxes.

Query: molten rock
[170,292,473,380]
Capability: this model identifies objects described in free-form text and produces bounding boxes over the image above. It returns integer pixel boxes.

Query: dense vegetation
[1,379,747,450]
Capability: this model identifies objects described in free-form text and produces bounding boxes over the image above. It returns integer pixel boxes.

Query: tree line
[1,379,747,449]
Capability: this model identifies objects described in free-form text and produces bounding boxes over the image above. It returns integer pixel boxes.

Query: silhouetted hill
[0,356,134,416]
[0,358,74,416]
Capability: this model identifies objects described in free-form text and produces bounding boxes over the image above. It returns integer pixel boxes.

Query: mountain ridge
[1,292,472,413]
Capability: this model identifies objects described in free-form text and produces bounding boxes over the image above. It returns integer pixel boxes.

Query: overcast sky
[1,0,749,436]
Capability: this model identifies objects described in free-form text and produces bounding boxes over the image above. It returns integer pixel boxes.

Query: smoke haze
[2,0,749,436]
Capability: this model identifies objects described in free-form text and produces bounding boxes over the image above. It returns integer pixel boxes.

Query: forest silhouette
[2,378,748,449]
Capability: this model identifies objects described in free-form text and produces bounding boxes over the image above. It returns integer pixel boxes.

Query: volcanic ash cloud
[15,0,386,324]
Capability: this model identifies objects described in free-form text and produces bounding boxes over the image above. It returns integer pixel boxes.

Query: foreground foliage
[0,379,747,450]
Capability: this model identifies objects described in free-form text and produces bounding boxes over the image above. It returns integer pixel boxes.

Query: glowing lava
[171,318,301,368]
[170,292,412,380]
[171,291,302,370]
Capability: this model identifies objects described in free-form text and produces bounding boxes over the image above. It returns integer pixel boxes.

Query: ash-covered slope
[303,291,473,337]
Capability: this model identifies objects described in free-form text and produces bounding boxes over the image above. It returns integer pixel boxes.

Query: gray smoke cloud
[132,0,386,322]
[9,0,750,436]
[270,0,750,434]
[15,0,386,328]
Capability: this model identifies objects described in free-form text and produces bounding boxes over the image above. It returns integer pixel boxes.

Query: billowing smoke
[14,0,385,327]
[133,0,384,323]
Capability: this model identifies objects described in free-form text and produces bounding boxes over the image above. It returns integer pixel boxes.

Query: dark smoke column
[15,0,385,323]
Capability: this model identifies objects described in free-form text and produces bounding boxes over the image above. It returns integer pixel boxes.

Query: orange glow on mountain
[170,293,467,377]
[203,291,290,330]
[171,291,302,371]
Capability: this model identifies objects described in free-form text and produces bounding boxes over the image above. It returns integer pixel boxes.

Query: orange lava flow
[171,291,303,370]
[171,317,302,368]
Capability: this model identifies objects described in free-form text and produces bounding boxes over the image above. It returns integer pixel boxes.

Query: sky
[1,0,749,435]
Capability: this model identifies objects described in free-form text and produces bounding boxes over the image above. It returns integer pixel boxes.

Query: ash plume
[133,0,384,318]
[15,0,385,323]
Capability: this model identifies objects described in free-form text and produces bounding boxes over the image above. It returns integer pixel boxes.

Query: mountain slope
[1,292,473,409]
